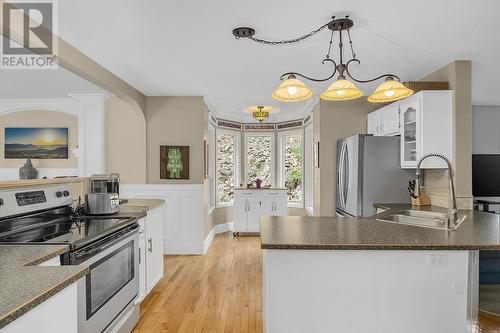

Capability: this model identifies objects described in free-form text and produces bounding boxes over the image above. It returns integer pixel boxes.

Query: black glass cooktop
[0,207,135,250]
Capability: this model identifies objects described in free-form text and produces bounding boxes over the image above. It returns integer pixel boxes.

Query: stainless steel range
[0,185,140,333]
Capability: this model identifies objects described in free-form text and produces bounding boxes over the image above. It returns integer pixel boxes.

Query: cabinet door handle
[148,238,152,253]
[139,247,141,264]
[376,125,379,133]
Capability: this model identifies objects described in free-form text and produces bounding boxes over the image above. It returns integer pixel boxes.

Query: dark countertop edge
[0,266,88,329]
[261,244,500,250]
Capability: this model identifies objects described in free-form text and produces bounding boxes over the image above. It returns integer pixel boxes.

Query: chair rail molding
[120,184,205,255]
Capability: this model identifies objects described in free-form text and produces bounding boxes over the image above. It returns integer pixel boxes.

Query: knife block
[411,189,431,206]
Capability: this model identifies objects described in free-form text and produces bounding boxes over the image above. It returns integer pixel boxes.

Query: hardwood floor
[133,233,262,333]
[133,232,500,333]
[479,312,500,333]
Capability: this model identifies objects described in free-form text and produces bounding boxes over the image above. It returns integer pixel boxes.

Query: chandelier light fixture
[246,105,276,122]
[233,16,414,103]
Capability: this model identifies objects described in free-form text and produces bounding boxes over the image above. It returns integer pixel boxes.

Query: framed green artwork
[160,145,189,180]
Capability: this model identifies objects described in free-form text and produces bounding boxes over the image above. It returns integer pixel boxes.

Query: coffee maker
[86,173,120,215]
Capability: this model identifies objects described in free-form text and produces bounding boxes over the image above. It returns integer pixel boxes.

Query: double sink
[377,209,467,231]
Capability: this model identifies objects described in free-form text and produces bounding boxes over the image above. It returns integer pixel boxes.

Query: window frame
[215,128,240,208]
[278,129,304,208]
[208,122,216,213]
[243,131,275,187]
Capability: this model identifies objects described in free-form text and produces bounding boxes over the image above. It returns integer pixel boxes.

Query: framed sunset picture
[4,128,69,159]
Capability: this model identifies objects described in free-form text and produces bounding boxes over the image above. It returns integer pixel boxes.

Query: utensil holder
[411,189,431,206]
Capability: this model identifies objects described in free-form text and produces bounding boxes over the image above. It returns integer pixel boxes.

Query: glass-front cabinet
[399,98,420,168]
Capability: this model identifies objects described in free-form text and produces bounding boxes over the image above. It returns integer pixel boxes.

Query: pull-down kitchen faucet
[414,153,460,229]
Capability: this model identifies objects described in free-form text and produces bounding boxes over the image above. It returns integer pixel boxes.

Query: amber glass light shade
[272,77,313,102]
[368,80,414,103]
[320,79,364,101]
[245,105,276,122]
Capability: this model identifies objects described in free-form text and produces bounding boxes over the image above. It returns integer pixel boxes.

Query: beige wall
[420,60,473,209]
[317,99,379,216]
[0,110,78,169]
[105,97,146,183]
[145,96,206,184]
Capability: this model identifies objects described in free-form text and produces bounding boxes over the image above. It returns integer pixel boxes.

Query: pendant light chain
[248,23,328,45]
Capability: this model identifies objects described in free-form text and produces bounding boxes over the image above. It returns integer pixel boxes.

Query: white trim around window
[215,128,241,208]
[243,132,275,187]
[278,129,304,208]
[208,122,216,213]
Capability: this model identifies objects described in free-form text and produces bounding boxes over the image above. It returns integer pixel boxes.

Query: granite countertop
[260,204,500,250]
[120,198,165,212]
[0,245,88,329]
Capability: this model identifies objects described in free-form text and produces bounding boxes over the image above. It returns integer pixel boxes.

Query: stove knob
[63,191,70,197]
[56,191,63,198]
[0,198,3,206]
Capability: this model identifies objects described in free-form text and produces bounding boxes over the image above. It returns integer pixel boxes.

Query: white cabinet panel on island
[0,283,78,333]
[234,189,287,233]
[263,249,478,333]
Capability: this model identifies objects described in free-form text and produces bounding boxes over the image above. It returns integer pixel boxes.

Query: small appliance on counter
[87,174,120,215]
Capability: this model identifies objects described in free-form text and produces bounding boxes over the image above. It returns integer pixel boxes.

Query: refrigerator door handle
[343,141,350,208]
[338,140,347,209]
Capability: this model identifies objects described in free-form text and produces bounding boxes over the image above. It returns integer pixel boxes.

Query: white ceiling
[57,0,500,122]
[0,37,110,98]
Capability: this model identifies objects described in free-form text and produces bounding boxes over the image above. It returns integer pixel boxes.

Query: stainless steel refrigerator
[336,134,413,217]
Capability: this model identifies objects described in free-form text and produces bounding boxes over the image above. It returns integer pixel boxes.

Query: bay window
[279,131,304,207]
[216,129,240,207]
[244,133,274,187]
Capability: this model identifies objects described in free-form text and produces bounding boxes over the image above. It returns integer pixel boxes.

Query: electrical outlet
[427,254,447,267]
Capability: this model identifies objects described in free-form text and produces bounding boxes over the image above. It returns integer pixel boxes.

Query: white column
[69,94,106,176]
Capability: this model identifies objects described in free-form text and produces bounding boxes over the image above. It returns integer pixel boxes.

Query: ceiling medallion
[234,15,414,103]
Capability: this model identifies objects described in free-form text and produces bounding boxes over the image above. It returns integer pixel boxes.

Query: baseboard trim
[214,222,234,234]
[203,222,234,254]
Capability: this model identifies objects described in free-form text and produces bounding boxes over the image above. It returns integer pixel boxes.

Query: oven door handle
[75,224,139,260]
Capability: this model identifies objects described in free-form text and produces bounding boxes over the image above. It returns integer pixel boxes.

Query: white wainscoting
[121,184,205,255]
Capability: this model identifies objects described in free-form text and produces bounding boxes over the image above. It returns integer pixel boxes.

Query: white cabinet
[136,218,147,303]
[367,90,453,169]
[261,192,287,216]
[234,189,287,233]
[399,91,453,169]
[145,206,164,293]
[367,104,400,136]
[1,282,78,333]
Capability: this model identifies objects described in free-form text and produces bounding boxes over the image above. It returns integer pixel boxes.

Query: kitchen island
[0,245,88,332]
[260,205,500,333]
